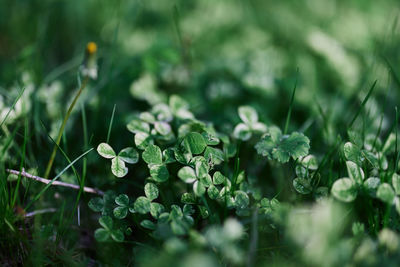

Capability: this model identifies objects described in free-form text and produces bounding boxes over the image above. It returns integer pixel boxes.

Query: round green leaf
[233,123,252,141]
[363,177,380,197]
[293,178,312,194]
[300,155,318,170]
[111,157,128,178]
[135,132,153,150]
[142,144,163,165]
[115,194,129,206]
[392,173,400,195]
[145,183,159,201]
[238,106,258,124]
[141,220,156,230]
[150,202,165,218]
[99,216,113,230]
[193,180,206,196]
[97,143,116,159]
[183,132,207,154]
[343,142,361,163]
[149,164,169,182]
[118,147,139,164]
[346,161,364,184]
[127,119,150,134]
[204,147,224,165]
[134,196,151,214]
[234,191,249,208]
[111,229,124,242]
[195,159,209,179]
[154,121,172,136]
[113,206,128,219]
[88,197,104,212]
[94,228,110,242]
[207,185,219,199]
[213,171,226,185]
[377,183,395,204]
[178,166,197,183]
[331,178,357,202]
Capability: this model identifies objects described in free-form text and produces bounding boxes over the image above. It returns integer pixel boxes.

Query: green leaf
[141,220,156,230]
[169,95,189,113]
[134,196,151,214]
[183,132,207,154]
[392,173,400,195]
[149,164,169,182]
[94,228,110,242]
[154,121,172,136]
[118,147,139,164]
[213,171,226,185]
[150,202,165,218]
[113,206,128,219]
[178,166,197,183]
[234,191,249,208]
[238,106,258,124]
[88,197,104,212]
[272,132,310,163]
[343,142,361,163]
[195,159,209,179]
[198,205,209,219]
[115,194,129,207]
[145,183,159,201]
[346,161,364,184]
[362,150,379,169]
[181,193,196,204]
[134,132,153,150]
[139,112,156,123]
[204,147,224,165]
[233,123,252,141]
[111,157,128,177]
[377,183,395,204]
[111,229,124,242]
[255,127,282,159]
[293,178,312,194]
[300,155,318,170]
[193,180,206,196]
[207,185,219,199]
[127,119,150,134]
[142,144,163,165]
[99,216,113,230]
[331,178,357,202]
[200,175,212,187]
[163,148,176,164]
[363,177,380,197]
[97,143,116,159]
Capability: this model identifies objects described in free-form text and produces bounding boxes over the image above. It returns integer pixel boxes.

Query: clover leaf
[94,216,124,242]
[97,143,139,178]
[233,106,267,141]
[177,157,212,196]
[113,194,135,219]
[183,132,207,155]
[255,128,310,163]
[331,178,357,202]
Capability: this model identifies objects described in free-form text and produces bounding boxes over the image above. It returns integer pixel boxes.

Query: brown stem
[7,169,104,195]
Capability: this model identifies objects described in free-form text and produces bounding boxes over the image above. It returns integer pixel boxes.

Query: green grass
[1,0,400,266]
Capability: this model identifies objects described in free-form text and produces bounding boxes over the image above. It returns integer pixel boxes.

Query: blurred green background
[1,0,400,265]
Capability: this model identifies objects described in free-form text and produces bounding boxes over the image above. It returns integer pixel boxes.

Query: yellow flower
[86,42,97,55]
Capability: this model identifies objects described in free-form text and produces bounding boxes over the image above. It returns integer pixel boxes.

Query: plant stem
[7,168,103,195]
[43,76,89,179]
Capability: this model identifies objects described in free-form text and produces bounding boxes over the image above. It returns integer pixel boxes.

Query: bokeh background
[1,0,400,265]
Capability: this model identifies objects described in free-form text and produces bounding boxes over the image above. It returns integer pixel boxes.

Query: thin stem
[284,68,299,135]
[44,76,89,179]
[7,168,103,195]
